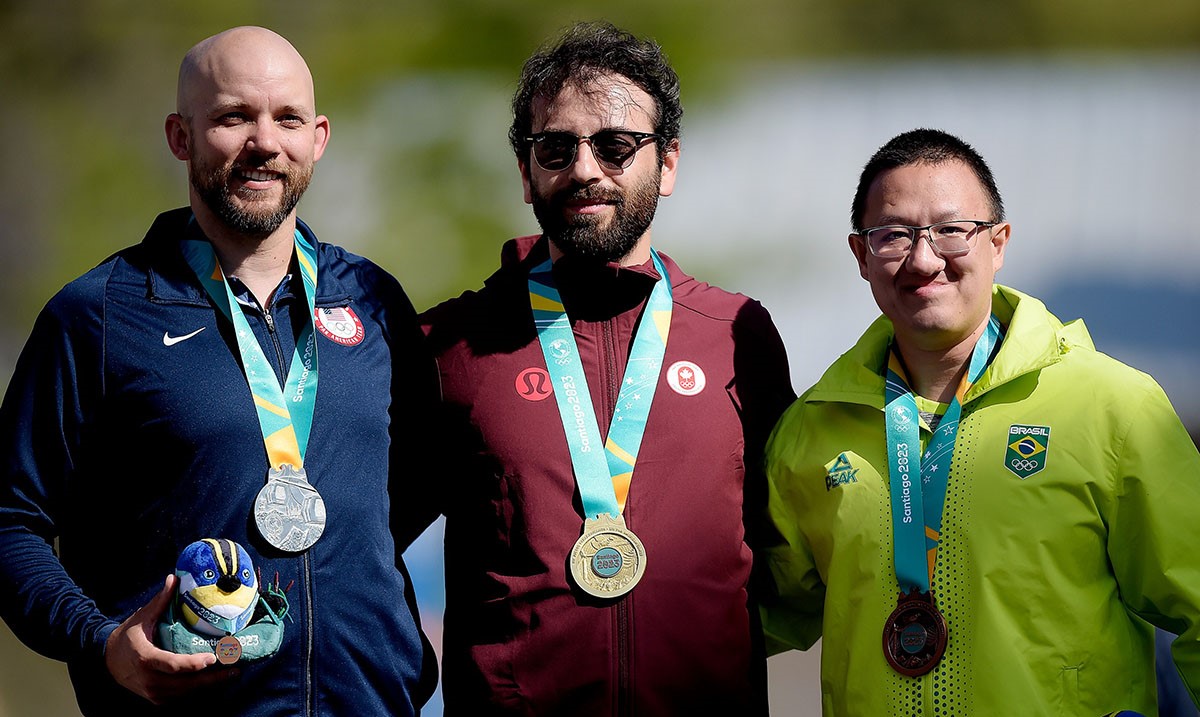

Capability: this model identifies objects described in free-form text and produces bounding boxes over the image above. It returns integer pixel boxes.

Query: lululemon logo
[516,368,553,401]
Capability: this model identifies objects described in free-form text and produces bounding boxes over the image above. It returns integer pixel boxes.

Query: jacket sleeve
[733,301,796,550]
[759,400,826,655]
[0,294,119,663]
[1107,377,1200,705]
[374,270,445,555]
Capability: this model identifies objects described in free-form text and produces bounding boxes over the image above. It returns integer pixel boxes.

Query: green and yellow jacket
[763,285,1200,716]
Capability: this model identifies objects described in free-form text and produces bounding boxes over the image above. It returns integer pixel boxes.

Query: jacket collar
[142,208,353,307]
[806,284,1093,409]
[494,234,682,321]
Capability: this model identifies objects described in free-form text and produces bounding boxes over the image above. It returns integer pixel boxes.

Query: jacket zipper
[262,310,289,381]
[304,553,315,716]
[601,319,632,717]
[262,302,316,717]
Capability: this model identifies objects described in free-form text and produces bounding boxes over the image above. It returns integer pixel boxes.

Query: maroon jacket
[416,236,794,716]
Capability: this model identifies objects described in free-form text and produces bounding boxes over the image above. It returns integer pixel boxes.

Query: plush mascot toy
[175,538,259,637]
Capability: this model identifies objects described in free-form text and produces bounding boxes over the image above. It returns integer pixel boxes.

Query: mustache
[552,184,623,205]
[232,157,288,175]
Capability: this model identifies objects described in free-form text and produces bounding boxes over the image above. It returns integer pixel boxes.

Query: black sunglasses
[524,130,659,171]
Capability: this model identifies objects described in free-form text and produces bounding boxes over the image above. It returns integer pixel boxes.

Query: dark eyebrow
[872,212,966,226]
[538,126,637,135]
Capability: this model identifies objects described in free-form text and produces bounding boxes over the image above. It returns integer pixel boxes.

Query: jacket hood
[806,284,1094,408]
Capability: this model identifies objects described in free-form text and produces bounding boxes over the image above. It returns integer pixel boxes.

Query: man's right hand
[104,574,237,704]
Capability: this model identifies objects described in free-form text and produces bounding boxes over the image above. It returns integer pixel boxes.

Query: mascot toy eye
[175,539,259,637]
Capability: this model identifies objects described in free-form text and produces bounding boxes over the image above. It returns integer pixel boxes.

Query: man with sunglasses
[761,129,1200,714]
[412,22,794,715]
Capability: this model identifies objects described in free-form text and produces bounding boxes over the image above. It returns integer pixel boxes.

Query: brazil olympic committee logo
[1005,424,1050,479]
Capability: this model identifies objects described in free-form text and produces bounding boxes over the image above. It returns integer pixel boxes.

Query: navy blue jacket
[0,208,437,716]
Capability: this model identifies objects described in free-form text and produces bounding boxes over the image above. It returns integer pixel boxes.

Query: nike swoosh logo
[163,327,206,346]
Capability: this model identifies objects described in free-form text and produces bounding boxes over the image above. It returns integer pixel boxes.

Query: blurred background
[1,1,1197,715]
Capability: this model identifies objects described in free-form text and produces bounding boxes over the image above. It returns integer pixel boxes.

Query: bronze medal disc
[215,635,243,665]
[569,513,647,599]
[883,590,947,676]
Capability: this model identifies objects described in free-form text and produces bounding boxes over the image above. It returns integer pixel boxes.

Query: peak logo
[1005,424,1051,479]
[825,452,860,491]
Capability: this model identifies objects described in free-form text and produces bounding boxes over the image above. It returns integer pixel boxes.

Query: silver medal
[253,464,326,552]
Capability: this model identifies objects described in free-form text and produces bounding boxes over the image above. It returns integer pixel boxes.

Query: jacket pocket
[1059,664,1081,716]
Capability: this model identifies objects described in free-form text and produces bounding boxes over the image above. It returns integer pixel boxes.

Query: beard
[530,172,661,264]
[190,153,313,238]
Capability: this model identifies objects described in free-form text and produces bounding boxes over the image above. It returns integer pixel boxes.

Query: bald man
[0,27,437,715]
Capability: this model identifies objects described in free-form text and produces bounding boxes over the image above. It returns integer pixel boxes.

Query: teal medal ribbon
[884,315,1001,594]
[881,315,1001,676]
[181,226,326,551]
[529,251,672,519]
[529,250,672,597]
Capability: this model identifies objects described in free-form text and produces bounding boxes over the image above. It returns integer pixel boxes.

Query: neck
[192,206,296,307]
[892,319,990,404]
[616,235,652,267]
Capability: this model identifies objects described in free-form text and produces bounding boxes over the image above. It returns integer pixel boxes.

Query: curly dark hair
[509,22,683,164]
[851,129,1005,232]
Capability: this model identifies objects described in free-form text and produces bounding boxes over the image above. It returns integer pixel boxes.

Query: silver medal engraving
[254,464,326,552]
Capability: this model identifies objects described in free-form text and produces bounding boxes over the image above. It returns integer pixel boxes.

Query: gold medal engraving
[569,513,646,599]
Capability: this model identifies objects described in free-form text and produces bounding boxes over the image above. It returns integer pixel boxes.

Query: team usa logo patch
[1005,424,1051,479]
[315,306,365,346]
[515,367,553,401]
[665,360,706,396]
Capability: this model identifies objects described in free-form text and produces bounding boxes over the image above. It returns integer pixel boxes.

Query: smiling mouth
[239,168,282,182]
[904,281,953,298]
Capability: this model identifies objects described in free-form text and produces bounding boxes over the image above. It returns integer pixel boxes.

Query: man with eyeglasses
[761,128,1200,714]
[411,22,794,715]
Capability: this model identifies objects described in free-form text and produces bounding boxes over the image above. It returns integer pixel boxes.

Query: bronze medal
[883,589,947,676]
[569,513,646,599]
[215,635,243,665]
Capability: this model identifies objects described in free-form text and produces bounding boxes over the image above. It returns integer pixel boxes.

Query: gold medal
[215,635,243,665]
[569,513,646,599]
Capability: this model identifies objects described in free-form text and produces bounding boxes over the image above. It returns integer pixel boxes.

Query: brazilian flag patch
[1005,424,1050,479]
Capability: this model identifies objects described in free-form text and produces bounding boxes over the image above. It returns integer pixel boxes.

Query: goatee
[190,158,312,238]
[532,176,660,264]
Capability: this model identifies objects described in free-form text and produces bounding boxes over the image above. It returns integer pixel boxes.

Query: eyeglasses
[523,130,659,172]
[858,220,997,258]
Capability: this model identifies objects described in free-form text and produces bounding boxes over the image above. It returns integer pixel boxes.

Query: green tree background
[1,1,1197,715]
